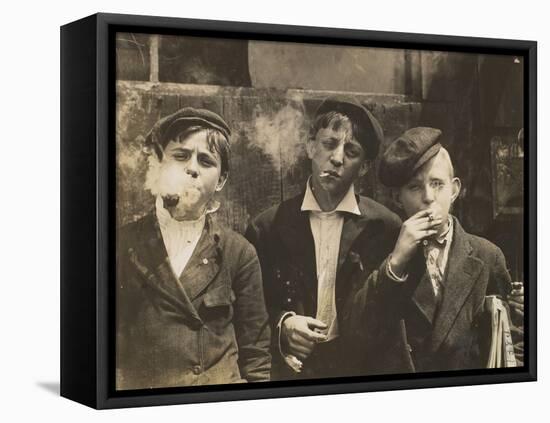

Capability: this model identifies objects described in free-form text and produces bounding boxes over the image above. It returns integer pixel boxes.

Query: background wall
[1,1,547,422]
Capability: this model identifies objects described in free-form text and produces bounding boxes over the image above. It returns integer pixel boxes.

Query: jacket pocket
[203,284,235,307]
[201,284,236,335]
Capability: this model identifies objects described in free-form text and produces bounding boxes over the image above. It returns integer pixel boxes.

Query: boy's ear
[358,160,370,178]
[392,188,404,209]
[306,137,316,159]
[451,177,462,203]
[216,172,228,192]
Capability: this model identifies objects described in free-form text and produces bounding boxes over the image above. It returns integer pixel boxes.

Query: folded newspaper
[485,295,517,368]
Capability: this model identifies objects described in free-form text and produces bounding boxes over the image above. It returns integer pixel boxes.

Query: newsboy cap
[378,127,443,187]
[314,95,384,160]
[145,107,231,149]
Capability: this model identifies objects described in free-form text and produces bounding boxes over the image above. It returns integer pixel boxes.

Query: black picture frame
[60,12,537,409]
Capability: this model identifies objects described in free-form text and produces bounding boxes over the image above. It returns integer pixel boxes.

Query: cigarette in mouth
[162,194,180,208]
[319,171,331,178]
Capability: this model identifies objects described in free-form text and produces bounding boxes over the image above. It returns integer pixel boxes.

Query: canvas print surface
[115,32,525,390]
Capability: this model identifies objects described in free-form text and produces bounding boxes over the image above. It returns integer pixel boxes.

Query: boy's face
[397,150,461,229]
[307,120,368,198]
[146,130,227,220]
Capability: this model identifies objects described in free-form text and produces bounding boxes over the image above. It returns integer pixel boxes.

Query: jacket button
[192,365,202,375]
[287,298,292,303]
[285,281,290,286]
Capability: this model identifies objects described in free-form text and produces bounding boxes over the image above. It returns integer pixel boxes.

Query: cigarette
[319,171,331,178]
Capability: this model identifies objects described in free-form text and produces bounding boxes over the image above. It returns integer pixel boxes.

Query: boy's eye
[322,139,338,149]
[199,156,216,167]
[345,147,361,158]
[431,180,444,188]
[173,151,190,161]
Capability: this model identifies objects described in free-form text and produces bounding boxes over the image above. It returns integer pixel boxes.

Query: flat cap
[378,127,443,187]
[314,95,384,160]
[145,107,231,148]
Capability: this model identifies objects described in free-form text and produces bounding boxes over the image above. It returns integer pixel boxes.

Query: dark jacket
[349,216,516,374]
[116,212,271,390]
[245,193,401,380]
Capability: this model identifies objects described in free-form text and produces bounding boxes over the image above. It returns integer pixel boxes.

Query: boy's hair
[309,111,365,153]
[438,147,455,179]
[155,125,231,176]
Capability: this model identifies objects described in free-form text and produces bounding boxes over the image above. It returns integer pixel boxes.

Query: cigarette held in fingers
[285,355,303,373]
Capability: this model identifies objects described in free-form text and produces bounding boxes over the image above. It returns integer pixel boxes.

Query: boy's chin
[316,178,347,194]
[167,206,204,221]
[162,195,205,221]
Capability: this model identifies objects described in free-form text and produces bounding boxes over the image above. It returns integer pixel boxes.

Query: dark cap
[145,107,231,149]
[378,127,443,187]
[314,95,384,160]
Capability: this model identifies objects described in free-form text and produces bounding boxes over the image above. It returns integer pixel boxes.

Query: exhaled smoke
[253,102,307,168]
[144,155,204,220]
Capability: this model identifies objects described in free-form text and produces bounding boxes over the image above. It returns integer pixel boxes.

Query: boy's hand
[281,315,328,361]
[508,281,524,318]
[389,208,444,277]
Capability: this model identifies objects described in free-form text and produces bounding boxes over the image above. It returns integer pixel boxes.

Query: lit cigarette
[319,171,331,178]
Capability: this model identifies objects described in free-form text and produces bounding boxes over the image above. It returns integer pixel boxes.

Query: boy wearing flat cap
[350,127,522,373]
[116,107,271,389]
[245,96,401,380]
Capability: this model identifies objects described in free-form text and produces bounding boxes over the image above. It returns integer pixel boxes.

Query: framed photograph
[61,13,537,409]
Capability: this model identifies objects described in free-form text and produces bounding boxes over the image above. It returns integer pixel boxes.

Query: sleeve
[231,241,272,382]
[349,253,409,336]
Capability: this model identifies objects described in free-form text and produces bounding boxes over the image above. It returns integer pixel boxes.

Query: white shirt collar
[300,177,361,215]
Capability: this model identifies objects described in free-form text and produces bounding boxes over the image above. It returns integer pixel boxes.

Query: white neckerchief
[155,196,206,278]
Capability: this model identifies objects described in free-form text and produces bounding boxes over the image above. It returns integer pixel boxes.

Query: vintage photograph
[115,32,525,390]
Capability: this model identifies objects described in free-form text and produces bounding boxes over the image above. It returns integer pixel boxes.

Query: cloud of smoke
[252,102,308,168]
[144,155,206,220]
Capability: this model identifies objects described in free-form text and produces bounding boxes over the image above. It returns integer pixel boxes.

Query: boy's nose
[185,155,200,178]
[186,168,198,178]
[330,145,344,167]
[422,186,435,204]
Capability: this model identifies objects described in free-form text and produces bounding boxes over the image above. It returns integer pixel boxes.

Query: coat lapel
[179,217,223,302]
[127,213,203,326]
[336,196,388,292]
[276,195,317,304]
[338,210,367,268]
[412,271,438,326]
[429,217,484,352]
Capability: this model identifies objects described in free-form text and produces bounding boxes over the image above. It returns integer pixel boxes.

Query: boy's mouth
[162,194,179,208]
[319,170,340,178]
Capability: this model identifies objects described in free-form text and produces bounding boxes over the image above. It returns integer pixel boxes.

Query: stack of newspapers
[485,295,517,368]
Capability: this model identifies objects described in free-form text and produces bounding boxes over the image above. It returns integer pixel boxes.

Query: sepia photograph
[114,30,526,391]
